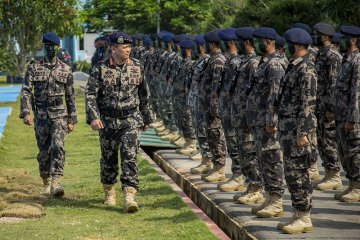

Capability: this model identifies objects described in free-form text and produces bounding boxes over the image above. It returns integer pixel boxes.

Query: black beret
[284,28,313,45]
[143,35,152,45]
[132,33,144,40]
[179,39,195,49]
[194,35,205,45]
[253,27,278,40]
[332,32,342,44]
[275,35,286,48]
[109,32,133,44]
[186,35,196,41]
[219,28,237,41]
[313,22,335,37]
[340,25,360,37]
[235,27,255,40]
[204,31,221,43]
[172,34,187,43]
[42,32,60,45]
[291,23,312,34]
[162,32,173,42]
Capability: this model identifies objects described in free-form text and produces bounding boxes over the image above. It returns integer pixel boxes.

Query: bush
[75,60,92,74]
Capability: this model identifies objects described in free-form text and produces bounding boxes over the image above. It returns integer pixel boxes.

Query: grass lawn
[0,87,218,240]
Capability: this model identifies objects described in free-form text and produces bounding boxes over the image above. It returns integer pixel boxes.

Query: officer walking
[85,32,154,213]
[20,32,77,197]
[277,28,317,234]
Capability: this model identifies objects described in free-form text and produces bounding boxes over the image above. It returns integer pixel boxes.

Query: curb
[149,150,257,240]
[140,148,231,240]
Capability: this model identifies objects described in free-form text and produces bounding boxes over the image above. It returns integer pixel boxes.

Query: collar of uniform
[40,57,59,67]
[242,51,256,61]
[291,56,304,66]
[345,49,359,62]
[318,44,333,56]
[210,49,222,56]
[107,56,117,68]
[262,51,277,62]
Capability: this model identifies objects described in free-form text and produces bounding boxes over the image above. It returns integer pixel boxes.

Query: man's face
[112,43,131,60]
[44,43,59,59]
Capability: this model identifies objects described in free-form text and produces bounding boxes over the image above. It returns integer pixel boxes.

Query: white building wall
[76,32,99,63]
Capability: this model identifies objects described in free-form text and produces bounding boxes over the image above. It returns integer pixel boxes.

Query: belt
[35,98,63,108]
[100,108,137,118]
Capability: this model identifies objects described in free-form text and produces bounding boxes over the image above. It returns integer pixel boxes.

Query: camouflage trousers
[99,126,140,190]
[253,126,285,196]
[236,124,262,186]
[279,123,314,212]
[34,117,67,179]
[221,118,241,173]
[147,75,160,121]
[181,99,196,139]
[317,114,340,171]
[192,107,212,159]
[172,94,184,133]
[336,121,360,182]
[205,113,227,166]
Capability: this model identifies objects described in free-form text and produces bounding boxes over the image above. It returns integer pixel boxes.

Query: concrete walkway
[150,149,360,240]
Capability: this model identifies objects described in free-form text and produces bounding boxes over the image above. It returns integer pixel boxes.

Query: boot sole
[218,184,246,192]
[238,197,265,205]
[282,226,313,234]
[314,185,343,191]
[125,205,139,213]
[52,189,64,198]
[339,198,360,202]
[190,169,212,175]
[256,211,284,218]
[204,176,227,182]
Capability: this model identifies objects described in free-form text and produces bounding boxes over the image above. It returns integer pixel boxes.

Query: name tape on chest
[127,66,141,85]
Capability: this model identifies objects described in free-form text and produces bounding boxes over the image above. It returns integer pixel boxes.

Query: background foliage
[1,0,360,75]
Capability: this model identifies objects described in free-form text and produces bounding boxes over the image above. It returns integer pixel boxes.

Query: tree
[233,0,328,34]
[0,0,83,76]
[83,0,218,34]
[325,0,360,28]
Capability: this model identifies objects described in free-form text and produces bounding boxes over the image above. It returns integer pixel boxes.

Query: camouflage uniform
[149,48,164,119]
[307,46,319,63]
[169,52,184,132]
[278,53,317,211]
[85,56,154,189]
[187,55,212,158]
[231,52,262,185]
[161,51,178,132]
[246,51,287,196]
[20,58,77,179]
[142,47,157,115]
[219,53,242,173]
[334,50,360,182]
[154,50,170,122]
[315,45,342,171]
[172,57,195,139]
[199,49,226,165]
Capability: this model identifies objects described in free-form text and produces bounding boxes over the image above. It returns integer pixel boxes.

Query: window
[79,37,84,50]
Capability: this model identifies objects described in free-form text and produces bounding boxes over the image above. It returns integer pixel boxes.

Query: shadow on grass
[143,210,198,223]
